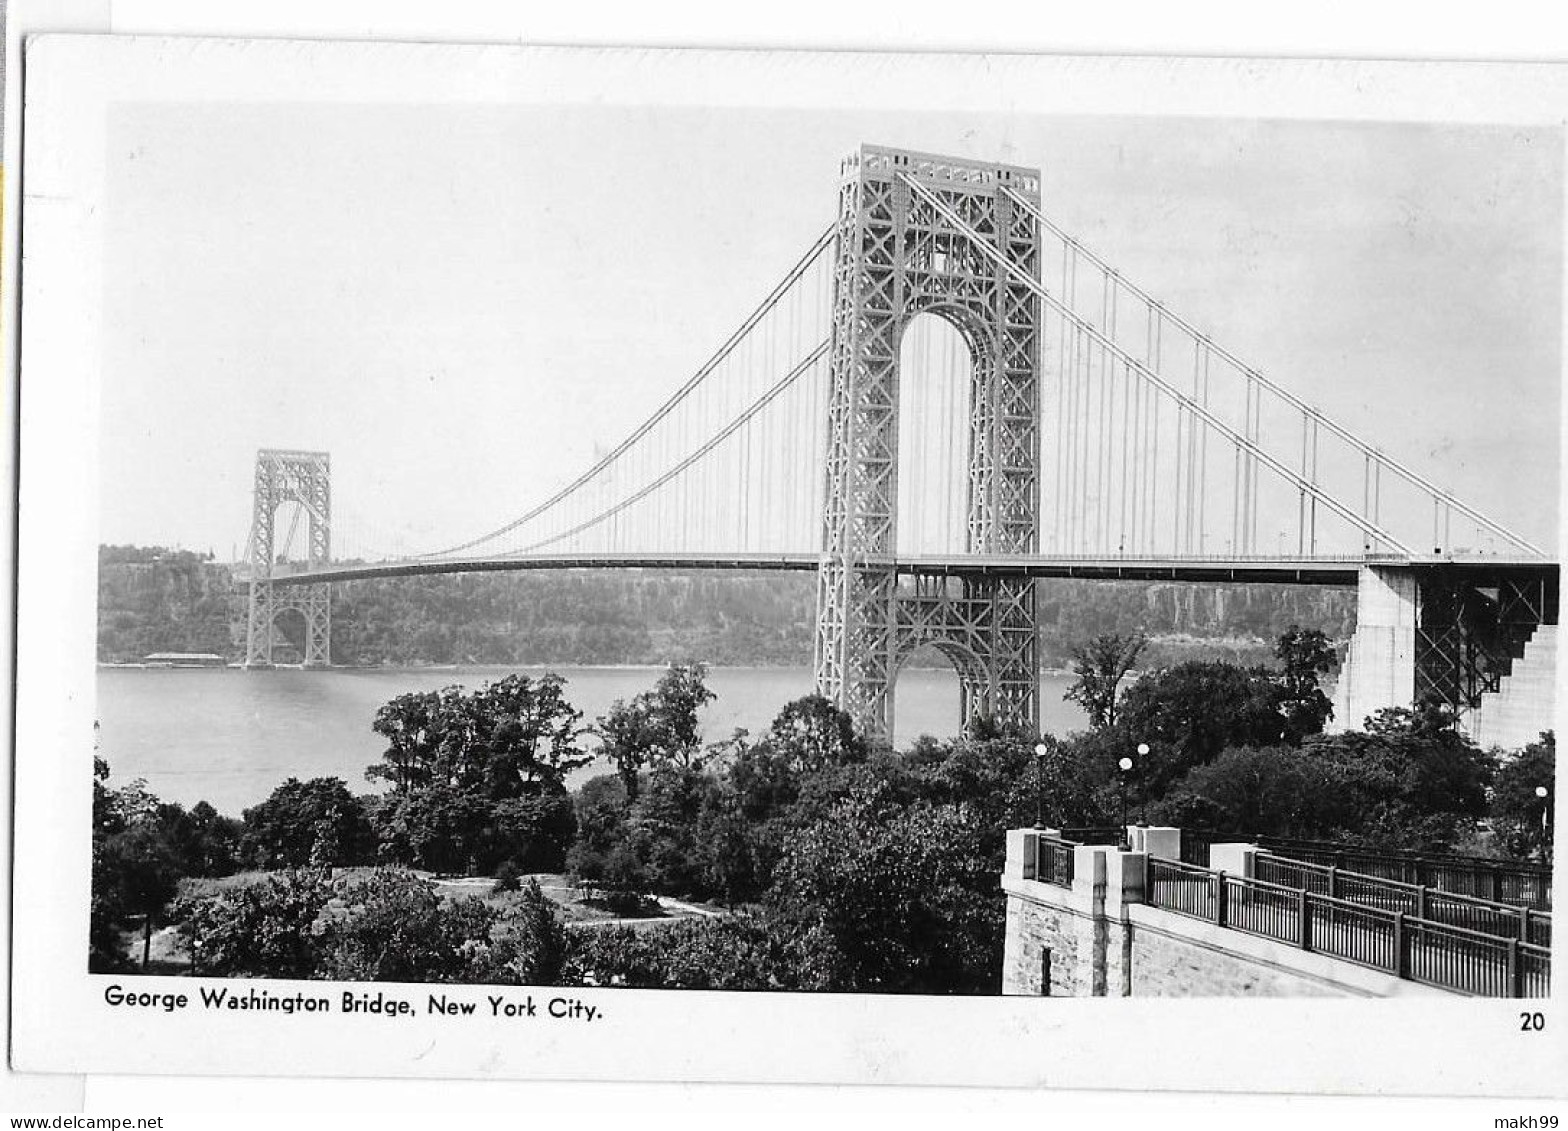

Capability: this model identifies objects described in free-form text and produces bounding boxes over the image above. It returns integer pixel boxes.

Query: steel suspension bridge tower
[239,143,1557,751]
[815,148,1044,740]
[243,449,332,668]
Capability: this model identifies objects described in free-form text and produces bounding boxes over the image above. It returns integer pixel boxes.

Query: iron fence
[1145,857,1551,997]
[1252,836,1551,911]
[1254,853,1551,947]
[1061,826,1127,849]
[1177,828,1254,867]
[1146,857,1219,920]
[1035,834,1077,888]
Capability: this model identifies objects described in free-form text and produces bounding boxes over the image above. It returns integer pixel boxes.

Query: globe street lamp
[1134,742,1150,825]
[1034,742,1049,828]
[1117,755,1134,831]
[1537,785,1552,864]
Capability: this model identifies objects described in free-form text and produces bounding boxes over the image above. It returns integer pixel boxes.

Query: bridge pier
[244,579,331,668]
[1331,566,1418,731]
[1332,563,1557,741]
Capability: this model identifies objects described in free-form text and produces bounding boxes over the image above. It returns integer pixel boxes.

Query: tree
[241,777,372,870]
[758,694,866,774]
[1064,633,1147,729]
[366,687,451,794]
[1274,626,1337,742]
[769,788,1002,994]
[176,870,332,978]
[98,823,184,969]
[1114,661,1287,797]
[1490,732,1555,861]
[91,758,131,971]
[1147,745,1359,838]
[319,870,498,983]
[90,759,187,971]
[565,774,633,887]
[909,736,1042,849]
[477,791,576,873]
[1299,702,1494,851]
[375,784,493,874]
[477,879,571,985]
[368,675,589,799]
[162,800,243,878]
[567,912,839,991]
[593,664,717,799]
[460,674,591,795]
[596,696,661,802]
[645,663,716,767]
[367,675,588,874]
[603,765,726,900]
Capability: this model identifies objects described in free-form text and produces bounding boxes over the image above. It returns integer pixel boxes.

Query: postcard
[10,34,1564,1094]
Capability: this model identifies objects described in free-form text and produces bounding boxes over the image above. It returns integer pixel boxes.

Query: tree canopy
[1274,625,1337,742]
[594,663,717,799]
[1489,731,1554,862]
[1063,632,1147,729]
[241,777,373,870]
[369,674,589,799]
[366,675,587,873]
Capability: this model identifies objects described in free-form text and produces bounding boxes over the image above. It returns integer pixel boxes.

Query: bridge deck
[261,552,1556,587]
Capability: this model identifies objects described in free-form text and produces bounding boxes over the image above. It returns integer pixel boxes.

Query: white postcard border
[11,35,1566,1094]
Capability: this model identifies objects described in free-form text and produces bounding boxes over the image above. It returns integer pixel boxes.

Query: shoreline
[97,660,1083,677]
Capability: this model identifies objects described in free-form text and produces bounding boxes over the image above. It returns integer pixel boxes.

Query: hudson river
[95,665,1086,813]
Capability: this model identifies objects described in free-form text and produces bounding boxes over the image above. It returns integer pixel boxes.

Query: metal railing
[1035,834,1078,888]
[1061,826,1128,849]
[1178,828,1238,867]
[1254,854,1551,947]
[1252,836,1551,911]
[1177,832,1551,910]
[1145,856,1551,997]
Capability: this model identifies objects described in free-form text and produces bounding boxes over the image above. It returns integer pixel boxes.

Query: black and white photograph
[8,33,1565,1098]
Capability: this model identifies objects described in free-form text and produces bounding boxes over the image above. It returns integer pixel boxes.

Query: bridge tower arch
[814,145,1043,742]
[244,449,332,668]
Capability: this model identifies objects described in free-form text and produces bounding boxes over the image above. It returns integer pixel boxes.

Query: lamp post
[1136,742,1150,823]
[1537,785,1551,864]
[1117,756,1133,832]
[1034,742,1049,828]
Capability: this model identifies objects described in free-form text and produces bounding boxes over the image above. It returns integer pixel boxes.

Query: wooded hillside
[97,545,1356,667]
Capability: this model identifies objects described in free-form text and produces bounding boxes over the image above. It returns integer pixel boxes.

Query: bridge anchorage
[243,143,1558,749]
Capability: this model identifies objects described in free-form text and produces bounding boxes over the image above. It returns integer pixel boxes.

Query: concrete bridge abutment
[1330,566,1418,732]
[1330,562,1558,744]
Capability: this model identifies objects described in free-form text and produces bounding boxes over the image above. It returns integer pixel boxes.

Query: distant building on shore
[143,652,227,668]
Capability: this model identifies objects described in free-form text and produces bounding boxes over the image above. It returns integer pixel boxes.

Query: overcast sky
[99,104,1562,558]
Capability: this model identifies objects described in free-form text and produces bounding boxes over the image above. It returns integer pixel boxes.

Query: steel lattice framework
[245,449,331,667]
[249,143,1556,741]
[1413,566,1560,712]
[814,146,1043,740]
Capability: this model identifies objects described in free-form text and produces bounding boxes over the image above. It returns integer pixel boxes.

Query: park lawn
[174,867,667,925]
[123,869,724,973]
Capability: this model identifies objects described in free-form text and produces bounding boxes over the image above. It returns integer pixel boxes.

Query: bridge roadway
[263,551,1557,588]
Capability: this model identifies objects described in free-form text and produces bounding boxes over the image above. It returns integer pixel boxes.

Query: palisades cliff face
[97,545,1354,668]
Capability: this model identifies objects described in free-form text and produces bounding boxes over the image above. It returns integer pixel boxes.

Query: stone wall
[1001,829,1105,996]
[1127,912,1350,997]
[1002,829,1457,999]
[1003,892,1093,996]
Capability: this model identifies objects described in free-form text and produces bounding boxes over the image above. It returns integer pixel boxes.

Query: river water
[95,665,1085,814]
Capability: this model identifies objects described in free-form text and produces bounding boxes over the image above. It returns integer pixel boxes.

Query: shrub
[491,860,523,896]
